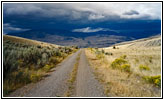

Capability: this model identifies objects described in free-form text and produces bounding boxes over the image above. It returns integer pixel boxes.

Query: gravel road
[76,49,105,97]
[8,49,105,97]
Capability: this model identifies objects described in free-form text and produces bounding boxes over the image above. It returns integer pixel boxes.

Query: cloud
[3,23,30,34]
[88,14,105,20]
[123,10,139,15]
[72,27,110,33]
[3,3,161,21]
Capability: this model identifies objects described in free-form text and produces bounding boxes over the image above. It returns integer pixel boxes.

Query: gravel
[75,49,105,97]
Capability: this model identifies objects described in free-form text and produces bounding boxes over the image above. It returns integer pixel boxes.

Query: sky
[3,3,161,34]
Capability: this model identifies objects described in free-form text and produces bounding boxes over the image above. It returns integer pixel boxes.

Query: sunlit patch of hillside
[3,35,78,96]
[3,35,59,48]
[85,36,161,97]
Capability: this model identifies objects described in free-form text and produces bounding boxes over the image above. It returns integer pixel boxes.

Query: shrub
[3,39,77,95]
[105,52,113,56]
[30,73,42,83]
[40,53,48,66]
[113,45,116,49]
[96,54,105,59]
[121,64,131,72]
[143,75,161,87]
[37,45,41,48]
[111,58,127,69]
[139,65,150,71]
[55,50,62,57]
[120,55,127,59]
[49,57,60,65]
[101,49,105,53]
[43,64,54,72]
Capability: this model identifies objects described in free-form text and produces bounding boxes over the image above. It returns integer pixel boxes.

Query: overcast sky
[3,3,161,20]
[3,3,161,34]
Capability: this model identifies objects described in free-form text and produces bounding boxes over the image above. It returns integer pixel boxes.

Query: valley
[3,35,161,97]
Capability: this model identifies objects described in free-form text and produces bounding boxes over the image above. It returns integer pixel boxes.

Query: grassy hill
[85,35,161,97]
[3,35,78,96]
[3,35,59,48]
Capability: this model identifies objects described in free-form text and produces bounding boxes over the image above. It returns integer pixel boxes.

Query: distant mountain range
[7,20,161,48]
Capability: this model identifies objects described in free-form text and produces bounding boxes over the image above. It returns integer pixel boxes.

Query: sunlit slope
[3,35,59,48]
[86,35,161,97]
[113,35,161,47]
[103,35,161,76]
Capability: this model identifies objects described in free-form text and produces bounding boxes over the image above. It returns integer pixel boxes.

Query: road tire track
[76,49,105,97]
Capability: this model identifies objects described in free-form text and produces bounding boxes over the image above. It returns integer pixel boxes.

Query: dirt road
[9,49,105,97]
[76,50,105,97]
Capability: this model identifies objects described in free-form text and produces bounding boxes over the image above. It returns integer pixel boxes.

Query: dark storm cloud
[123,10,139,15]
[3,3,161,21]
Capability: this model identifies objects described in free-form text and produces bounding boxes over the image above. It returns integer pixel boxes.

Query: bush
[49,57,60,65]
[96,53,105,59]
[120,55,127,59]
[111,58,127,69]
[139,65,150,71]
[37,45,41,48]
[121,64,131,72]
[101,49,105,53]
[113,45,116,49]
[43,64,54,72]
[143,75,161,87]
[105,52,113,56]
[30,73,42,83]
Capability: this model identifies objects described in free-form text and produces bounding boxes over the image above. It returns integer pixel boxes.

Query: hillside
[3,35,78,96]
[114,35,161,47]
[85,36,161,97]
[3,35,59,48]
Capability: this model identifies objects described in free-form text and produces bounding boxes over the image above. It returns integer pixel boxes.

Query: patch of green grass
[143,75,161,87]
[42,64,54,72]
[30,72,42,83]
[121,64,131,72]
[139,65,150,71]
[96,53,105,59]
[64,52,81,97]
[120,55,127,59]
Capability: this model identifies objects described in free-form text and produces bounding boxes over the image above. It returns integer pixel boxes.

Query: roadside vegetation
[64,52,81,97]
[3,35,78,96]
[86,37,161,97]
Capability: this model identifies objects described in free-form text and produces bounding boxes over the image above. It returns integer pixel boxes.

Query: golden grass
[103,45,161,76]
[85,42,161,97]
[3,35,59,48]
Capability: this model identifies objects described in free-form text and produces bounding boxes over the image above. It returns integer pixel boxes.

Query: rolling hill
[3,35,78,96]
[85,35,161,97]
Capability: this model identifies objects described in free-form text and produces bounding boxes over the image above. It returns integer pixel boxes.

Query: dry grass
[3,35,59,48]
[103,41,161,76]
[85,37,161,97]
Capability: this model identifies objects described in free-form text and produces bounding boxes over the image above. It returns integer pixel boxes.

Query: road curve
[9,50,82,97]
[75,49,105,97]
